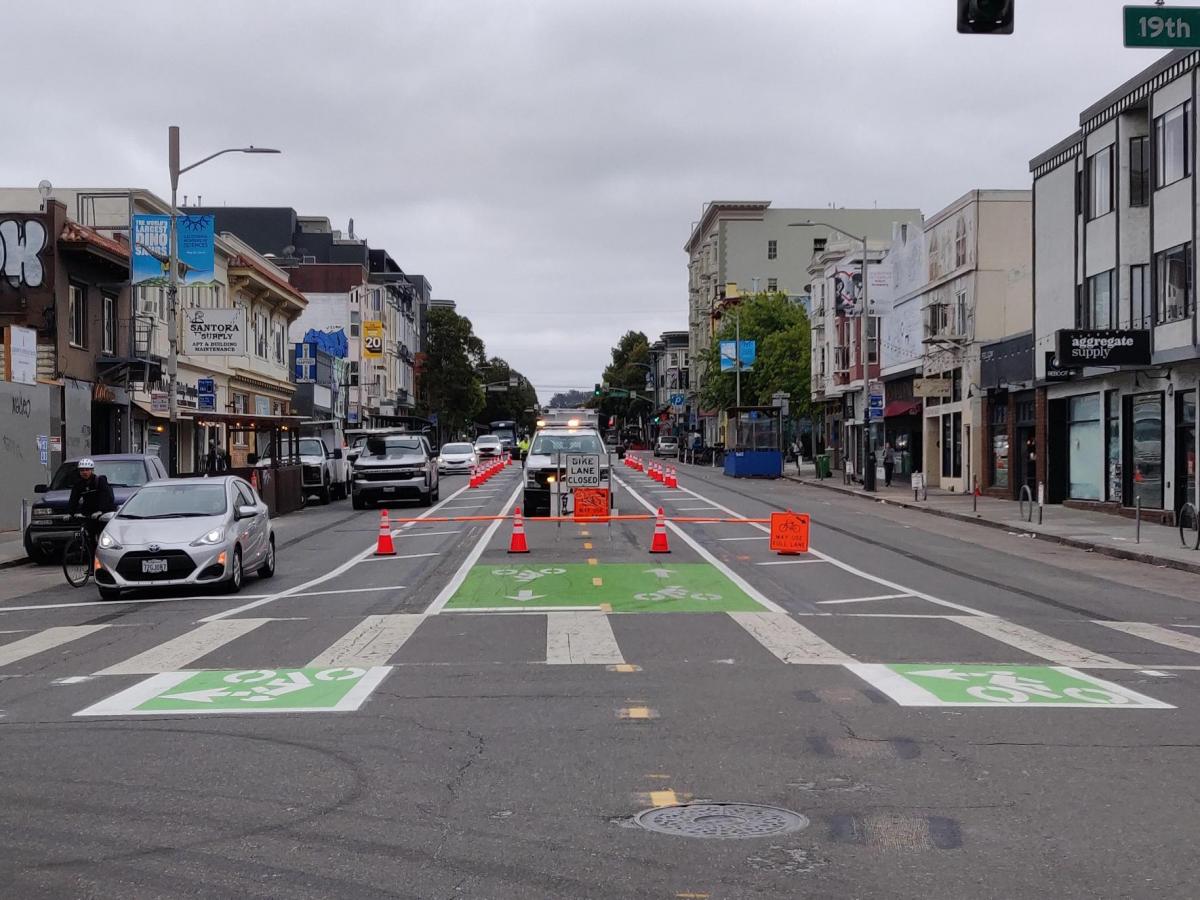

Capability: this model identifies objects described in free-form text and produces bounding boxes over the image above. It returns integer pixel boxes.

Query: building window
[350,310,361,337]
[1086,269,1115,329]
[1086,145,1113,218]
[954,218,967,267]
[951,367,963,403]
[1106,390,1122,503]
[1068,393,1103,501]
[1155,100,1191,188]
[941,411,962,479]
[232,393,249,447]
[348,361,360,387]
[272,321,285,365]
[1129,392,1164,509]
[102,294,116,355]
[866,316,879,364]
[1130,264,1150,329]
[1130,136,1149,207]
[767,278,778,292]
[69,284,86,348]
[254,311,269,358]
[1154,242,1192,322]
[767,239,777,260]
[990,401,1009,489]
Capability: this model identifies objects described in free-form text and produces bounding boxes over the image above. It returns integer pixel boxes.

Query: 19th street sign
[1125,5,1200,48]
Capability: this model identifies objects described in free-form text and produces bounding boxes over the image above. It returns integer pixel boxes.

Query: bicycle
[62,515,97,588]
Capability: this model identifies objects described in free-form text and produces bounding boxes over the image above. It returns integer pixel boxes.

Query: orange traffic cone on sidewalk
[649,507,670,553]
[375,509,396,556]
[509,507,530,553]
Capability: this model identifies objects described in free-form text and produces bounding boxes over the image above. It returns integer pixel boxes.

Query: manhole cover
[634,803,809,839]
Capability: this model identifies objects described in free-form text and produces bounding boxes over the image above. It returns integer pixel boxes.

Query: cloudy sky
[5,1,1164,401]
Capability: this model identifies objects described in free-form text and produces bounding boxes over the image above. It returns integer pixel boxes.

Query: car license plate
[383,486,396,493]
[141,559,169,574]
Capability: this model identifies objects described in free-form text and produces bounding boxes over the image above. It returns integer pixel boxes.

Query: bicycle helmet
[77,458,96,470]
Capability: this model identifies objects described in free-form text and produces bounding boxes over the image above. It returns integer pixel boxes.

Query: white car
[475,435,503,459]
[438,442,478,474]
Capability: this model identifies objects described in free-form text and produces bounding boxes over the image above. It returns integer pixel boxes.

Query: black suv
[351,432,440,508]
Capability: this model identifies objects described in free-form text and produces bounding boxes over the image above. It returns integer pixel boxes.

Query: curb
[785,474,1200,577]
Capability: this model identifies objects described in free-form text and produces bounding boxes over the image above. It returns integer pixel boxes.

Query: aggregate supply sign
[1055,330,1151,367]
[185,308,247,355]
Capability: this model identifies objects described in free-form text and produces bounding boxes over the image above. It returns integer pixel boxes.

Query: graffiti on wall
[0,218,48,288]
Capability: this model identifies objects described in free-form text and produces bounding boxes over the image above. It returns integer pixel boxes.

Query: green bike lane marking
[443,563,766,613]
[75,667,392,716]
[846,663,1173,709]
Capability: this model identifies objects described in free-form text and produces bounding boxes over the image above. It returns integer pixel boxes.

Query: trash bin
[816,454,831,478]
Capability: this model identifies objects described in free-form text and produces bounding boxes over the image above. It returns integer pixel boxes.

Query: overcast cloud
[3,1,1161,401]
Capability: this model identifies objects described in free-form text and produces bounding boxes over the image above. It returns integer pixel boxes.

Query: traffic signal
[594,383,603,397]
[957,0,1013,34]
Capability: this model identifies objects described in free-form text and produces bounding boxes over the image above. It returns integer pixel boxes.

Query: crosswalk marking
[1098,621,1200,655]
[948,616,1131,668]
[729,612,856,664]
[546,612,624,665]
[0,625,108,668]
[309,614,426,667]
[96,619,270,675]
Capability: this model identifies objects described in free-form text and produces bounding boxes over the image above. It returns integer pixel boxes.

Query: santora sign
[185,309,246,355]
[1055,330,1151,367]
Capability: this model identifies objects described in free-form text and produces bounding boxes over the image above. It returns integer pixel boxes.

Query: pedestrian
[205,439,227,475]
[883,442,896,487]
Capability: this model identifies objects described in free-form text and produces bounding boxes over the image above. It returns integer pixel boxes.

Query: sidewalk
[0,531,27,568]
[785,462,1200,575]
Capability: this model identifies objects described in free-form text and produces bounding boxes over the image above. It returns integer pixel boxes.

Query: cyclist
[68,458,116,546]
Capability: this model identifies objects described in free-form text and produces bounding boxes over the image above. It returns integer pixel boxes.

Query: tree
[595,330,652,422]
[479,356,540,433]
[697,292,810,417]
[418,308,486,439]
[549,389,590,409]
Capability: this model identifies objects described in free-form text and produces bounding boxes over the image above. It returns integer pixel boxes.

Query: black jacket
[68,474,116,517]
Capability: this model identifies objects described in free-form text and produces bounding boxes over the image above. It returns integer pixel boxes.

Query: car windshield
[530,433,605,455]
[363,436,424,458]
[50,460,150,490]
[117,484,228,519]
[476,436,501,446]
[298,438,327,457]
[442,443,474,454]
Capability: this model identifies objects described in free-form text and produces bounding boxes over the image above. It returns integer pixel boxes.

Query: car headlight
[32,506,51,518]
[190,527,226,547]
[98,532,122,550]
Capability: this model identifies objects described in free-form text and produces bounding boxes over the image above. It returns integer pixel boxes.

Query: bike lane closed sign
[846,663,1173,709]
[76,667,392,716]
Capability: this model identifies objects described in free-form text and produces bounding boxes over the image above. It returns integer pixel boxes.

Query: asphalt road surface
[2,457,1199,899]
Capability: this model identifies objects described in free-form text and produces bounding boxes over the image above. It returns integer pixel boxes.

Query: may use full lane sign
[1056,329,1150,367]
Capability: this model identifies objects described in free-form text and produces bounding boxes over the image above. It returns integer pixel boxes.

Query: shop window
[1106,390,1122,503]
[1129,392,1164,509]
[1176,390,1196,515]
[1068,394,1103,501]
[1155,243,1193,323]
[991,401,1009,489]
[941,412,962,479]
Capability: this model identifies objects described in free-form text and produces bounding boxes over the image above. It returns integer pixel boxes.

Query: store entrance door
[1176,390,1196,517]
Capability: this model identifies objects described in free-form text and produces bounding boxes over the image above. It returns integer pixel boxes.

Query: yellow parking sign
[362,320,384,359]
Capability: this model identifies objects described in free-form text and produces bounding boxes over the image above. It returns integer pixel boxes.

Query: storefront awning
[884,399,922,418]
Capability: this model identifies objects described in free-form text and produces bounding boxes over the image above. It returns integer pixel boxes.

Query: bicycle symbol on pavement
[491,567,566,583]
[633,585,723,604]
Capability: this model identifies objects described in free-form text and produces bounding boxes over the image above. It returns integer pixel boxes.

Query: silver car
[93,476,274,600]
[438,442,478,474]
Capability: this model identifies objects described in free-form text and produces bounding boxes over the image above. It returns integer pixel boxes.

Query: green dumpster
[816,454,831,478]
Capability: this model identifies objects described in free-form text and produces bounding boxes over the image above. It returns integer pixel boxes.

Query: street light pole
[734,307,741,408]
[164,126,280,476]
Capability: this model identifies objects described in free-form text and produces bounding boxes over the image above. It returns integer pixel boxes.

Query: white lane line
[728,612,856,664]
[0,595,269,613]
[440,504,486,510]
[948,616,1132,668]
[718,536,769,542]
[426,481,524,614]
[670,482,991,617]
[289,585,406,598]
[545,612,624,665]
[756,559,829,566]
[1098,621,1200,655]
[444,605,601,614]
[615,476,785,614]
[676,506,721,511]
[201,481,474,622]
[362,552,441,562]
[817,594,913,605]
[797,612,954,618]
[0,626,108,668]
[97,618,270,675]
[393,530,462,538]
[309,614,426,667]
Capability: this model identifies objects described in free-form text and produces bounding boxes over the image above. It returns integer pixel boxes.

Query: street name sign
[565,453,600,487]
[1125,5,1200,48]
[847,663,1172,709]
[76,667,393,716]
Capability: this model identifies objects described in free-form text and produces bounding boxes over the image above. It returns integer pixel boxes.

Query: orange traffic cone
[650,507,670,553]
[509,506,529,553]
[469,465,479,488]
[375,509,396,556]
[666,466,677,489]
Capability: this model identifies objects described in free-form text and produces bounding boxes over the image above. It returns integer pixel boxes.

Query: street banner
[185,308,246,355]
[719,340,756,372]
[176,214,215,284]
[362,320,384,359]
[131,213,215,286]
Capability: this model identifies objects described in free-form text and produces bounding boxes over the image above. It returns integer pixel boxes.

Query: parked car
[653,436,679,458]
[475,434,503,459]
[257,435,347,505]
[93,476,274,600]
[24,454,168,564]
[352,433,440,509]
[438,442,478,475]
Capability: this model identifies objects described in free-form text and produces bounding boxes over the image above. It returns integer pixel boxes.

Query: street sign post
[1125,5,1200,48]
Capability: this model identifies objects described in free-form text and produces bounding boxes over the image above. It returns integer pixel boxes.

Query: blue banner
[719,340,757,372]
[131,213,215,286]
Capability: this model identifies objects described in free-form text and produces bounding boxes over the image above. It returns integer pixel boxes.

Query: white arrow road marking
[644,568,675,578]
[159,688,230,704]
[506,590,545,602]
[906,668,976,681]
